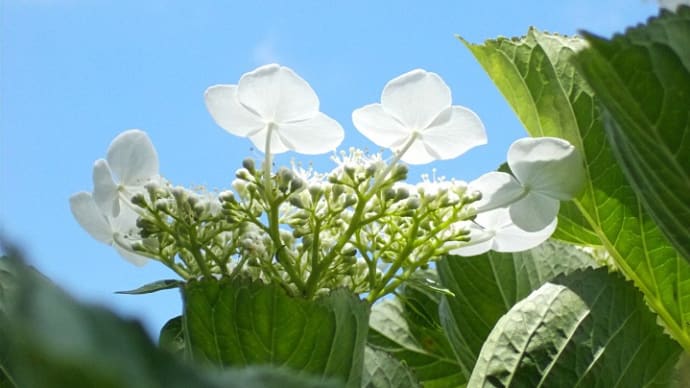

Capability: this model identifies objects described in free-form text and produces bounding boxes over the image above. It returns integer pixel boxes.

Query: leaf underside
[463,22,690,351]
[183,277,369,388]
[574,6,690,262]
[437,240,597,380]
[469,268,681,387]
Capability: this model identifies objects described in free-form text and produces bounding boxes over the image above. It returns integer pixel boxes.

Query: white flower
[205,64,344,155]
[69,192,148,266]
[450,207,556,256]
[352,69,486,165]
[92,129,159,217]
[470,137,585,232]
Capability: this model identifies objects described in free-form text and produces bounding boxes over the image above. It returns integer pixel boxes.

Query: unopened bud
[219,190,235,203]
[236,168,253,181]
[242,158,256,173]
[130,193,147,207]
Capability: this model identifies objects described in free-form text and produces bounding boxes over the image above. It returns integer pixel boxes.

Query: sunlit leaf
[574,6,690,262]
[183,278,368,388]
[437,240,597,379]
[469,268,681,387]
[464,25,690,351]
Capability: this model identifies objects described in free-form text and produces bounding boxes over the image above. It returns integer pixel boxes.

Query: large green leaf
[183,278,369,388]
[437,240,597,380]
[368,271,466,387]
[469,268,681,387]
[0,256,342,388]
[361,347,421,388]
[464,27,690,351]
[573,7,690,262]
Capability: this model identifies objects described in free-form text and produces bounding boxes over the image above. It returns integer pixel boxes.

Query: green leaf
[0,256,342,388]
[116,279,183,295]
[159,316,186,356]
[368,271,466,387]
[0,256,18,388]
[361,347,421,388]
[464,27,690,351]
[573,7,690,262]
[182,277,369,388]
[437,240,597,379]
[468,268,681,387]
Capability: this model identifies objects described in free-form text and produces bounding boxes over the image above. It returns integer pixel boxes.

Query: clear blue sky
[1,0,661,335]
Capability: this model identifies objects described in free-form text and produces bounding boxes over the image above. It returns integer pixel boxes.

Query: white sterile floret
[470,136,585,232]
[352,69,487,164]
[450,207,556,256]
[92,129,160,217]
[69,192,148,266]
[205,64,344,155]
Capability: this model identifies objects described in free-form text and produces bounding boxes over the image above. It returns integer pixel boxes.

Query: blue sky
[1,0,661,335]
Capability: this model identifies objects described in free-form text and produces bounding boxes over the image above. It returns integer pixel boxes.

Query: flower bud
[289,195,306,209]
[219,190,235,203]
[242,158,256,174]
[130,193,147,207]
[392,164,408,181]
[308,183,324,200]
[383,188,396,201]
[235,168,253,181]
[332,184,345,198]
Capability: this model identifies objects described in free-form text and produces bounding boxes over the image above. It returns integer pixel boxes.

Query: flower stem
[369,132,418,194]
[261,123,305,292]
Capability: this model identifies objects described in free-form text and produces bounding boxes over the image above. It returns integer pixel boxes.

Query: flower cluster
[70,64,585,302]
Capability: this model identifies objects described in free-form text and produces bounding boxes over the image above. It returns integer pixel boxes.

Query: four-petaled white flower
[470,137,585,232]
[92,129,159,217]
[450,207,557,257]
[69,192,148,266]
[205,64,344,155]
[352,69,486,165]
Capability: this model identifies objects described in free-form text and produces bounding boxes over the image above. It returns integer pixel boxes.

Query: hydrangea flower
[69,192,148,266]
[352,69,486,164]
[92,129,159,217]
[470,137,585,232]
[450,207,557,256]
[205,64,344,155]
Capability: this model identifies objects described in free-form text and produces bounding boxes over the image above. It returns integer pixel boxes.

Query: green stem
[369,132,418,193]
[366,217,421,303]
[304,219,323,296]
[260,123,305,291]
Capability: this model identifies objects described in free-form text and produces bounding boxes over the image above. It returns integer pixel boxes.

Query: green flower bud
[235,168,253,181]
[130,193,147,207]
[242,158,256,173]
[289,195,306,209]
[219,190,235,203]
[383,188,396,201]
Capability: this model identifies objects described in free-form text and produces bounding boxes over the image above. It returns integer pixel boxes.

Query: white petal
[493,216,557,252]
[69,192,113,244]
[237,64,319,123]
[204,84,264,136]
[450,225,495,257]
[247,125,291,154]
[422,106,487,160]
[469,172,524,212]
[92,159,120,216]
[276,113,344,154]
[352,103,409,148]
[106,130,159,186]
[509,192,560,232]
[381,69,451,131]
[508,137,585,200]
[114,245,149,267]
[399,139,437,165]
